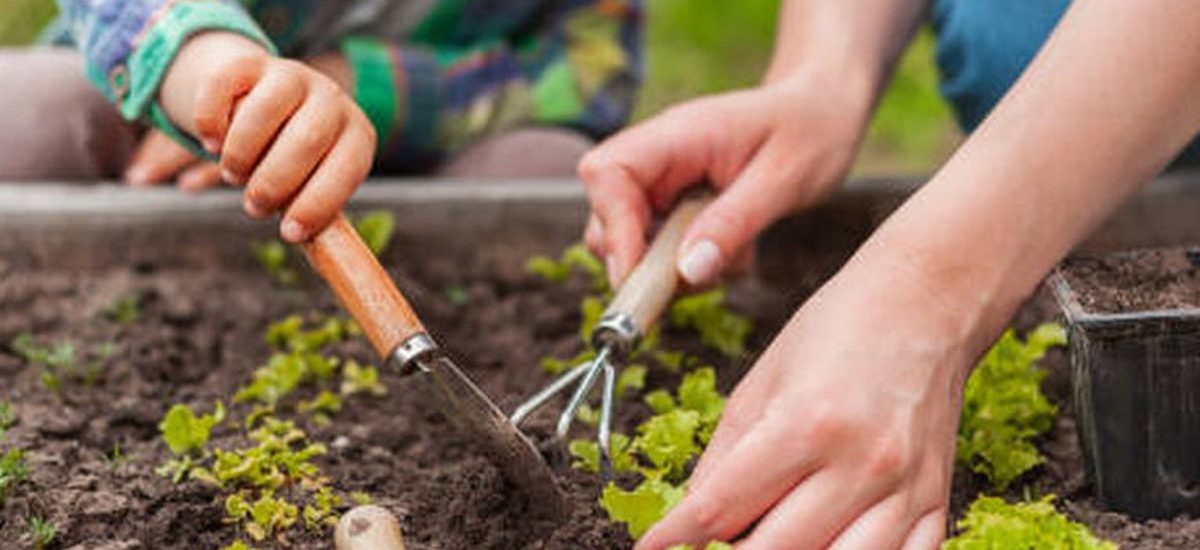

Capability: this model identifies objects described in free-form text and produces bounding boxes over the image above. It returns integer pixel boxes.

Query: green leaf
[579,295,606,343]
[600,479,685,539]
[526,255,572,283]
[541,349,595,375]
[636,409,702,478]
[220,541,256,550]
[616,365,648,398]
[677,367,725,444]
[525,243,610,293]
[957,324,1064,491]
[27,516,57,549]
[159,402,225,456]
[353,210,396,257]
[104,295,141,324]
[944,495,1115,549]
[251,241,298,286]
[669,289,752,358]
[0,401,15,441]
[0,447,28,506]
[569,433,637,474]
[341,361,386,397]
[644,390,677,415]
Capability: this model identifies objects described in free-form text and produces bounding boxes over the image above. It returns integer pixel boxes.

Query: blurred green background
[0,0,957,174]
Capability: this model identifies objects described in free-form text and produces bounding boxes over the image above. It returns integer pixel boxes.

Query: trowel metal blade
[415,355,569,518]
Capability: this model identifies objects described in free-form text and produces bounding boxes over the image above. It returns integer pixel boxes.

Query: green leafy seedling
[944,494,1115,549]
[302,486,343,530]
[341,361,386,397]
[0,401,15,440]
[157,402,225,483]
[27,516,57,549]
[600,479,685,539]
[252,241,299,286]
[220,541,256,550]
[105,294,141,324]
[0,448,28,506]
[957,324,1065,491]
[569,433,638,475]
[669,289,753,358]
[526,243,609,293]
[353,210,396,257]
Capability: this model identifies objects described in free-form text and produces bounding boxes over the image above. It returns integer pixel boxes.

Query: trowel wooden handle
[605,192,714,335]
[335,505,406,550]
[301,213,425,358]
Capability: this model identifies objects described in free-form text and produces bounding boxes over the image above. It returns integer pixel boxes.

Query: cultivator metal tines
[510,312,638,476]
[510,192,714,476]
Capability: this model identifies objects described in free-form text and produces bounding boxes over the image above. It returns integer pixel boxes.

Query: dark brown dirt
[3,253,1200,549]
[1062,247,1200,313]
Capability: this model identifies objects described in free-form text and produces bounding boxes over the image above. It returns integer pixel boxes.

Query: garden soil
[2,251,1200,548]
[1062,247,1200,313]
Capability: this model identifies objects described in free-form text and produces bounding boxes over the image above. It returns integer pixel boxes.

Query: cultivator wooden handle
[604,192,714,336]
[301,213,425,358]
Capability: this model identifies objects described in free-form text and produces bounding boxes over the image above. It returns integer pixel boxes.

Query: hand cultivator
[510,193,713,478]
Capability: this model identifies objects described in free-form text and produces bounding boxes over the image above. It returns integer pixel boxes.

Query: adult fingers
[736,470,880,550]
[826,495,916,550]
[125,130,197,186]
[241,90,345,218]
[178,162,223,193]
[219,64,307,185]
[636,409,819,549]
[687,355,779,487]
[192,56,264,153]
[899,509,947,550]
[579,155,652,287]
[676,136,816,286]
[279,119,373,242]
[584,213,606,258]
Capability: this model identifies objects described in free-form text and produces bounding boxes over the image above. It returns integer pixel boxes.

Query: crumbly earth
[1,255,1199,549]
[1062,247,1200,313]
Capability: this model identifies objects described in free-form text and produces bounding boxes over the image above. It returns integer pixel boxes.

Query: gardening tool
[301,213,566,516]
[510,192,714,476]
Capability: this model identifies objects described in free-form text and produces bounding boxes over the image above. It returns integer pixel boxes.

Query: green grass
[0,0,955,171]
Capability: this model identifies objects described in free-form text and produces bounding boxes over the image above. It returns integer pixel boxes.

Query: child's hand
[124,129,223,191]
[159,32,376,243]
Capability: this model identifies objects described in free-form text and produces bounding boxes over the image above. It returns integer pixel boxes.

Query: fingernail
[221,168,241,185]
[125,166,150,187]
[281,219,305,242]
[678,240,722,285]
[242,196,266,218]
[202,138,221,155]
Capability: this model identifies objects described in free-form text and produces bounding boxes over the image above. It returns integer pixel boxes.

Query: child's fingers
[219,65,307,184]
[178,163,223,193]
[193,56,265,152]
[125,130,196,186]
[278,121,374,242]
[241,92,346,218]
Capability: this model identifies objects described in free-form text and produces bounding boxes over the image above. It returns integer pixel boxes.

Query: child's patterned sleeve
[56,0,276,149]
[339,0,643,170]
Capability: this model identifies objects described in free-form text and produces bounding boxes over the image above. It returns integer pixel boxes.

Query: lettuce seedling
[251,241,299,287]
[297,391,343,426]
[302,486,343,530]
[220,541,255,550]
[600,479,685,539]
[353,210,396,257]
[636,409,702,479]
[26,516,57,549]
[616,365,647,398]
[104,295,141,325]
[944,495,1115,549]
[0,448,27,506]
[569,433,638,475]
[957,324,1065,491]
[0,401,14,441]
[226,490,299,542]
[669,289,752,358]
[526,243,610,293]
[341,361,386,397]
[157,402,225,482]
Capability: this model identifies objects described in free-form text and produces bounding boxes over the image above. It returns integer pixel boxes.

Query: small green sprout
[944,495,1115,549]
[104,294,141,324]
[26,516,57,549]
[526,243,609,293]
[226,490,299,542]
[157,402,225,482]
[302,486,343,530]
[297,391,343,425]
[252,241,299,286]
[353,210,396,257]
[0,448,28,506]
[0,401,15,440]
[615,365,647,398]
[350,492,373,506]
[669,289,753,358]
[569,433,638,475]
[444,286,469,306]
[340,361,386,397]
[220,541,256,550]
[600,479,685,539]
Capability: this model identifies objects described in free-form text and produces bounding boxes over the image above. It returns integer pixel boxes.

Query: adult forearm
[854,0,1200,356]
[764,0,929,98]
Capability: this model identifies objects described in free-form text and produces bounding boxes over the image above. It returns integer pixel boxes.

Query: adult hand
[578,72,872,288]
[124,129,223,191]
[639,251,975,549]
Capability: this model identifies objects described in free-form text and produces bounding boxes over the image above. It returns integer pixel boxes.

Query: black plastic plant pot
[1051,249,1200,520]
